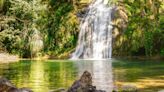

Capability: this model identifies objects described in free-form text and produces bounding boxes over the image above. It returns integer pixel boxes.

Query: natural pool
[0,59,164,92]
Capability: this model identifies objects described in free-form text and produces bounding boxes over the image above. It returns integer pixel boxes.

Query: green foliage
[0,0,163,58]
[161,48,164,56]
[115,0,164,56]
[42,0,79,56]
[0,0,4,12]
[0,0,79,58]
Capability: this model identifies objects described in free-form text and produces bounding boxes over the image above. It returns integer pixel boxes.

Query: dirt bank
[0,53,19,63]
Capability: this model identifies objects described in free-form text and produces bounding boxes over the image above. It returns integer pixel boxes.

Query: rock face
[67,71,106,92]
[0,77,33,92]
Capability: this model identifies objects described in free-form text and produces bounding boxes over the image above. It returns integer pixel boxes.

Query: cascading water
[71,0,113,59]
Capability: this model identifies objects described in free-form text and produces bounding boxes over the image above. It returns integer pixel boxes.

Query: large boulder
[67,71,106,92]
[0,77,16,92]
[0,77,33,92]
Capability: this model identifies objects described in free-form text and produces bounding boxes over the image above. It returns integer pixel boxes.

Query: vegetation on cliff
[113,0,164,57]
[0,0,79,58]
[0,0,163,58]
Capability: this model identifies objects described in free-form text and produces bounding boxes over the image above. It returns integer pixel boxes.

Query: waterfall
[71,0,113,59]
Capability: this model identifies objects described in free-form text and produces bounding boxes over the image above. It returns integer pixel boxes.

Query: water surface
[0,60,113,92]
[0,59,164,92]
[113,59,164,92]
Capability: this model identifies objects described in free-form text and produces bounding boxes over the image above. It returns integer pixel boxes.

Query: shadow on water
[112,59,164,91]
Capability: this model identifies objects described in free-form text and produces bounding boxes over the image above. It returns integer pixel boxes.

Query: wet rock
[67,71,106,92]
[0,77,16,92]
[0,77,33,92]
[76,8,89,18]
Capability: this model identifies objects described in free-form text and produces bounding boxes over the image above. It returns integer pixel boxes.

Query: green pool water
[0,59,164,92]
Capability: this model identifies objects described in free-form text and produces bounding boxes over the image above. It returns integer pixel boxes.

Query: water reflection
[112,59,164,91]
[0,61,77,92]
[0,60,163,91]
[29,61,48,92]
[0,60,113,92]
[75,60,113,92]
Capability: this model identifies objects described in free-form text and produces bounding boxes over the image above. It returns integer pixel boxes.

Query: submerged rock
[67,71,106,92]
[0,77,33,92]
[120,84,137,92]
